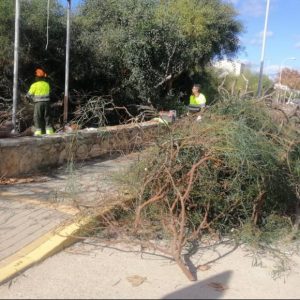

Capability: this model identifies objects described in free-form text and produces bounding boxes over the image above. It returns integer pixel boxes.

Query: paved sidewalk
[0,199,69,265]
[0,153,137,281]
[0,153,135,207]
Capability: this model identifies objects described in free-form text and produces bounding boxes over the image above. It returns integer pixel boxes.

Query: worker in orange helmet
[26,68,54,136]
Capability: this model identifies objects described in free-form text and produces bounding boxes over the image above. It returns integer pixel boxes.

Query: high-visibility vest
[28,80,50,102]
[189,93,206,107]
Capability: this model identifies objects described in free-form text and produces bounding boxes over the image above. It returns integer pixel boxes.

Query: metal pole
[63,0,71,123]
[12,0,20,132]
[257,0,270,97]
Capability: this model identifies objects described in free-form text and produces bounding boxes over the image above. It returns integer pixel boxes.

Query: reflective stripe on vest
[33,95,50,102]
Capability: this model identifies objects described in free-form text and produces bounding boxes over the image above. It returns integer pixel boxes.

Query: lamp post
[63,0,71,123]
[257,0,271,97]
[12,0,20,132]
[279,57,296,86]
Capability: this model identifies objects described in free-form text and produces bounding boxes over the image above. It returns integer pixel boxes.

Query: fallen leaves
[197,264,211,272]
[126,275,147,287]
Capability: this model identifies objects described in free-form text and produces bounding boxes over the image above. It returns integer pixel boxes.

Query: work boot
[46,127,54,135]
[34,129,42,136]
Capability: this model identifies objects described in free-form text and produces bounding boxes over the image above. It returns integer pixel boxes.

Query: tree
[216,68,273,97]
[74,0,243,107]
[0,0,14,98]
[0,0,14,64]
[1,0,243,125]
[0,0,66,98]
[277,68,300,90]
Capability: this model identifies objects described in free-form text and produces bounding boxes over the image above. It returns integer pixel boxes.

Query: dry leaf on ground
[126,275,147,287]
[208,282,228,292]
[197,264,211,271]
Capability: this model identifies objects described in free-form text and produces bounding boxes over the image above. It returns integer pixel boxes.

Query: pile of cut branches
[93,98,300,281]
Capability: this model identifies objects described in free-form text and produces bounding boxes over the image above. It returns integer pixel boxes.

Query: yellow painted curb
[0,216,92,285]
[0,197,133,285]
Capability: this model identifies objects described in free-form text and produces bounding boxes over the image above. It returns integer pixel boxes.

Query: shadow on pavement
[162,270,232,299]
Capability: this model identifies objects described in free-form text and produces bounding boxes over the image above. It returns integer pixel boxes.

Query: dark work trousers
[34,101,51,134]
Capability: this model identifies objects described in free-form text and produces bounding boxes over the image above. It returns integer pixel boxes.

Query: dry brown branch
[79,97,299,282]
[134,185,167,229]
[252,191,267,225]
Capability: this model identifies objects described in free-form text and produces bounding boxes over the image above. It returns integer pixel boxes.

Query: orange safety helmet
[35,68,47,78]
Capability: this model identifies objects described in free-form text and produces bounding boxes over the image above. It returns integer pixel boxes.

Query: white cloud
[245,63,280,79]
[233,0,279,18]
[295,42,300,49]
[239,59,251,65]
[224,0,271,18]
[264,64,300,79]
[226,0,239,4]
[249,38,258,45]
[264,64,281,75]
[240,0,265,17]
[259,31,274,38]
[248,31,274,46]
[246,64,279,80]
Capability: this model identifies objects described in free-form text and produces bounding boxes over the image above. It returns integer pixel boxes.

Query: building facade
[213,60,246,76]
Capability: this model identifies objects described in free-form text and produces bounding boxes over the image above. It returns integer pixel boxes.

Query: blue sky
[67,0,299,78]
[226,0,300,78]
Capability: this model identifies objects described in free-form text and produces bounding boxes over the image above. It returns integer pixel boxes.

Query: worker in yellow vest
[188,84,206,113]
[27,68,54,136]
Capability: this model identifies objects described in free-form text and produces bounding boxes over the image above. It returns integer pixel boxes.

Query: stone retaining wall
[0,121,159,177]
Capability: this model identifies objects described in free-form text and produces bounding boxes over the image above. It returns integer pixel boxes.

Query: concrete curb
[0,216,91,285]
[0,198,132,285]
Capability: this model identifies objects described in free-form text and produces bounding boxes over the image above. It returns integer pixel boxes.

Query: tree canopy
[74,0,242,106]
[278,68,300,90]
[216,68,274,97]
[0,0,65,98]
[0,0,243,120]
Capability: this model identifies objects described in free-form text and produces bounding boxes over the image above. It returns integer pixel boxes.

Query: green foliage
[0,0,14,64]
[73,0,242,106]
[218,68,274,97]
[123,99,299,242]
[0,0,242,125]
[155,0,242,61]
[0,0,66,97]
